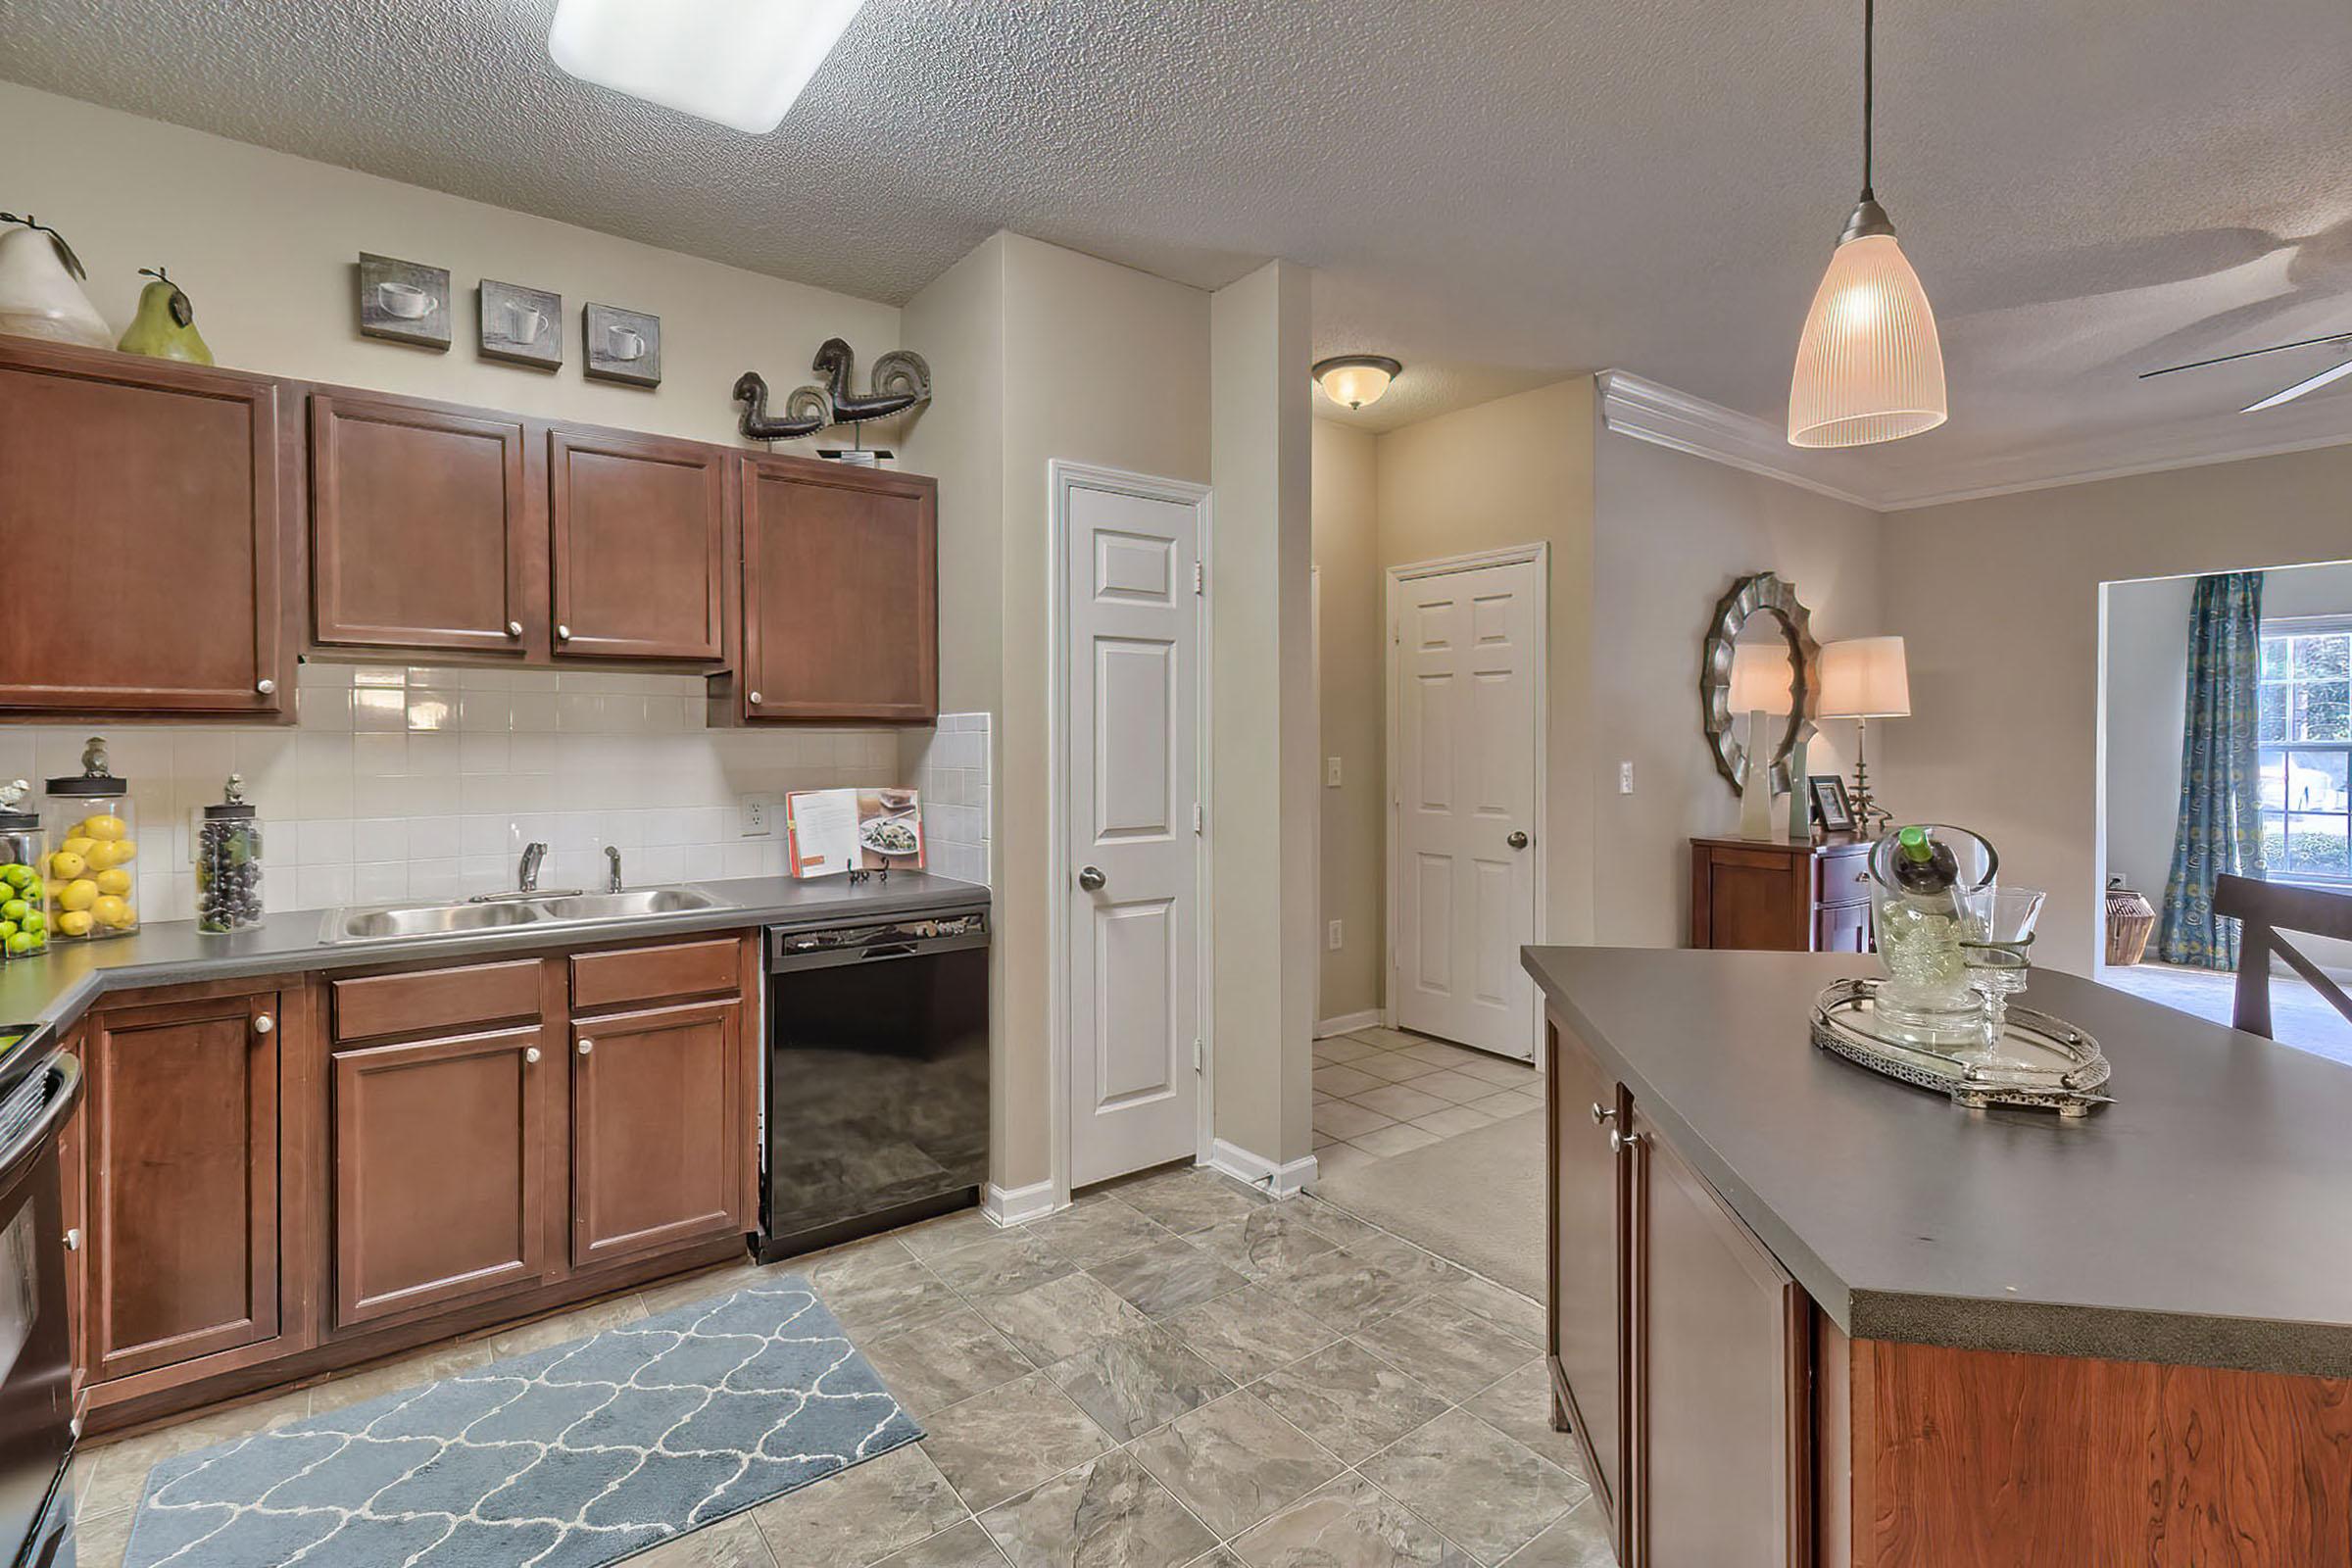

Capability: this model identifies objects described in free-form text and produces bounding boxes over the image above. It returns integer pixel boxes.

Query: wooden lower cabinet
[572,999,748,1268]
[1690,835,1872,952]
[1545,1023,1625,1525]
[332,1023,555,1328]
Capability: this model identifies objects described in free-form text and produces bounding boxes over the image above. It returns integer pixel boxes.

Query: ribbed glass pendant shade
[1788,220,1947,448]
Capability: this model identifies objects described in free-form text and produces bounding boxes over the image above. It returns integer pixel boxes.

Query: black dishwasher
[759,906,990,1262]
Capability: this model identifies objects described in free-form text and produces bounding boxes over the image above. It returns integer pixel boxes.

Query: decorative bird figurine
[733,370,833,441]
[118,267,214,364]
[811,338,932,423]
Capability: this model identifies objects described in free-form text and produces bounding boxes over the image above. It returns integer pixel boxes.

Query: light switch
[1327,919,1345,951]
[1326,757,1343,788]
[1618,761,1636,795]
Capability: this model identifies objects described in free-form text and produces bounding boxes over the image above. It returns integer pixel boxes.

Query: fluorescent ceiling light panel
[550,0,868,134]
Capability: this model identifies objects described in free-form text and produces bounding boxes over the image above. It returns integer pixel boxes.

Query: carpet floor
[123,1275,919,1568]
[1311,1108,1546,1298]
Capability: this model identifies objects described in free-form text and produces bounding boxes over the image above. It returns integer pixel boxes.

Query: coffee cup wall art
[583,301,662,387]
[356,253,451,349]
[478,278,562,369]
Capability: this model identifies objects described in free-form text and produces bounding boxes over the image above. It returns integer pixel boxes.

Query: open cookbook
[785,788,925,877]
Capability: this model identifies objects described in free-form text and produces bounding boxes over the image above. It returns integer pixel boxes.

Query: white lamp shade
[550,0,867,133]
[1726,639,1795,716]
[1788,232,1947,448]
[1818,636,1911,718]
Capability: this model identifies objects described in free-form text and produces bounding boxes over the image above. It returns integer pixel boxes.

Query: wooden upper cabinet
[0,340,287,714]
[550,428,728,661]
[571,998,747,1269]
[311,392,535,654]
[739,455,938,722]
[81,988,283,1383]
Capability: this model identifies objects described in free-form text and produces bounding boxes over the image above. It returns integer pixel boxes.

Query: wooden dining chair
[2211,873,2352,1039]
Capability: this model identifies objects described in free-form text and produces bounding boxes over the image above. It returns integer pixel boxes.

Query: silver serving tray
[1812,976,2112,1116]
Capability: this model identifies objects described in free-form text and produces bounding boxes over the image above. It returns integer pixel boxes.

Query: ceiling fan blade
[2243,356,2352,414]
[2139,329,2352,379]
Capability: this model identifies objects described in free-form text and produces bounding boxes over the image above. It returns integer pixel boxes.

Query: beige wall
[1591,430,1881,946]
[1376,377,1599,948]
[1878,444,2352,974]
[1,83,898,449]
[1311,421,1384,1020]
[2102,574,2195,898]
[1208,261,1317,1169]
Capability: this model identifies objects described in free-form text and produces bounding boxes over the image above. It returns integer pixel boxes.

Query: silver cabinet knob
[1609,1128,1642,1155]
[507,619,524,638]
[256,678,276,696]
[1507,830,1530,850]
[577,1039,593,1055]
[524,1046,541,1064]
[253,1013,274,1034]
[1077,865,1107,892]
[1590,1102,1614,1125]
[63,1227,79,1252]
[747,690,763,706]
[556,623,572,642]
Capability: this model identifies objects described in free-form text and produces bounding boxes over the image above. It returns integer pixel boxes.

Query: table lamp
[1727,638,1795,840]
[1818,636,1910,830]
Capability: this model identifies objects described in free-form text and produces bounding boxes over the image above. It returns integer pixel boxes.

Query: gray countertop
[1523,946,2352,1378]
[0,872,988,1040]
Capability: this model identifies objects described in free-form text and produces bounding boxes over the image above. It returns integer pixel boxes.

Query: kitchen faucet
[518,841,547,892]
[605,845,623,893]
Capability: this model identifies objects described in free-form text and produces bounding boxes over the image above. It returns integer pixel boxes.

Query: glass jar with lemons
[43,736,138,941]
[0,780,49,959]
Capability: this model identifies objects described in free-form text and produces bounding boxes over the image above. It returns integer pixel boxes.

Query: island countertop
[1523,945,2352,1378]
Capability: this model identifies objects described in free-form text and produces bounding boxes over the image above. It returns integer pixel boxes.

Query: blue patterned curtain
[2157,571,2267,968]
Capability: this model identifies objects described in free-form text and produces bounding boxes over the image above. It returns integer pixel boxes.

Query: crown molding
[1595,369,1882,511]
[1595,367,2352,514]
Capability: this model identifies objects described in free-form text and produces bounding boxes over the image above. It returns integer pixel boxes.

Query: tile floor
[1312,1025,1546,1178]
[69,1168,1605,1568]
[2098,958,2352,1064]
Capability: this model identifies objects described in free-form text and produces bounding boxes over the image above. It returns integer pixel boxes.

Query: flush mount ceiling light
[549,0,868,134]
[1313,355,1402,411]
[1788,0,1947,448]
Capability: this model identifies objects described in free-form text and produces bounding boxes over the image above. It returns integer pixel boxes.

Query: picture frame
[478,279,563,369]
[357,253,452,349]
[583,302,662,387]
[1808,774,1856,834]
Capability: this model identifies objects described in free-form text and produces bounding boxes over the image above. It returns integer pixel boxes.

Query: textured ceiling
[4,0,2349,499]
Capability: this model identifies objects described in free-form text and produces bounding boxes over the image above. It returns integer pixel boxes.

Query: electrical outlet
[1327,918,1345,951]
[1618,761,1636,795]
[740,793,779,837]
[1325,756,1343,788]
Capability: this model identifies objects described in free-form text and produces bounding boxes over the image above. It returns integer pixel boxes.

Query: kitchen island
[1525,945,2352,1568]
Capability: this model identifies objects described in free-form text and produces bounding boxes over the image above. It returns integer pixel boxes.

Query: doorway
[1050,462,1213,1190]
[1385,545,1546,1061]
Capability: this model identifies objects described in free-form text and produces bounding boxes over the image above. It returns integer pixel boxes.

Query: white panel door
[1393,560,1540,1059]
[1065,478,1202,1188]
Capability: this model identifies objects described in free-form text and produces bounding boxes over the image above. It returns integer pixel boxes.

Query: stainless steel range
[0,1024,80,1568]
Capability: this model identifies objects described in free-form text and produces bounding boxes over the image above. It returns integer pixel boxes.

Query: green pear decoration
[117,267,214,364]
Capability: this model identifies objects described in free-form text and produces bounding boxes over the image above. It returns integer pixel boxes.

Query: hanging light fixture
[1313,355,1402,411]
[1788,0,1946,448]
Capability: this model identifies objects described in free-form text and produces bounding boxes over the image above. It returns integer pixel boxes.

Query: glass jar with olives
[196,774,265,935]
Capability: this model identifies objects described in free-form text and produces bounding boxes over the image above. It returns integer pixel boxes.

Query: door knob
[1077,865,1107,892]
[256,678,276,696]
[578,1039,594,1055]
[1506,830,1530,850]
[748,690,763,706]
[252,1013,273,1035]
[63,1228,79,1252]
[507,620,524,638]
[524,1047,541,1064]
[1609,1127,1642,1155]
[1590,1102,1614,1125]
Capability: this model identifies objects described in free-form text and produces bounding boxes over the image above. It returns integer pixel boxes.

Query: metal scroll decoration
[1698,570,1821,797]
[734,341,932,441]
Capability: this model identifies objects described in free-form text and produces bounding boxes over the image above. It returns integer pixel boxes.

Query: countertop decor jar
[44,735,138,940]
[196,773,264,935]
[0,781,48,959]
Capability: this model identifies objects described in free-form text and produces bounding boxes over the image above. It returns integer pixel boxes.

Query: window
[2258,618,2352,883]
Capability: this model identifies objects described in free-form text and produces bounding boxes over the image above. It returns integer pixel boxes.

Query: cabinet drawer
[1816,853,1874,908]
[333,959,544,1043]
[570,939,742,1011]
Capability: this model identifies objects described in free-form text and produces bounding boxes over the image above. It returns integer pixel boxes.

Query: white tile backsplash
[0,664,962,924]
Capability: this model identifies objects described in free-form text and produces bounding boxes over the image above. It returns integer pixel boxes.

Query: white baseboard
[1208,1140,1319,1199]
[983,1178,1059,1226]
[1315,1008,1383,1039]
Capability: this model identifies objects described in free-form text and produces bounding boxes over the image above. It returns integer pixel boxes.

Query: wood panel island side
[1524,946,2352,1568]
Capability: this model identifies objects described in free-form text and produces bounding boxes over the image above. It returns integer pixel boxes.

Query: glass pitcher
[1867,823,1998,1045]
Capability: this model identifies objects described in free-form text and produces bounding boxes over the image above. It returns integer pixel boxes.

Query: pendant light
[1788,0,1947,448]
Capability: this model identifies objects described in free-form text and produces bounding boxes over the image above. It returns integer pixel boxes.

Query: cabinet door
[83,991,280,1381]
[550,428,726,660]
[311,393,533,653]
[1813,901,1872,954]
[1546,1022,1627,1530]
[740,456,938,721]
[0,340,286,713]
[332,1024,555,1328]
[1628,1102,1810,1568]
[571,999,746,1269]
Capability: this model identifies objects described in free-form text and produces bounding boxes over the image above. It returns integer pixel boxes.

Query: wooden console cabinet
[1690,835,1872,953]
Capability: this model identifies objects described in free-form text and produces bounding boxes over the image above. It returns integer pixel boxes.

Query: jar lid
[0,779,37,832]
[204,772,257,821]
[47,735,128,797]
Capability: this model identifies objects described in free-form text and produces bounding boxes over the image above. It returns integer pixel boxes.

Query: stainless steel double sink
[318,885,734,945]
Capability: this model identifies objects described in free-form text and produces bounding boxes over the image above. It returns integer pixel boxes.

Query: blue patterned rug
[122,1275,921,1568]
